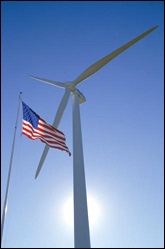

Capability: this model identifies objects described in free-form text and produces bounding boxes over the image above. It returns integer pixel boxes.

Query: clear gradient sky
[1,1,164,248]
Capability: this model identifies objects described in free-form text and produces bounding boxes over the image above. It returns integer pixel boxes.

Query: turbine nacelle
[73,89,86,104]
[65,81,86,104]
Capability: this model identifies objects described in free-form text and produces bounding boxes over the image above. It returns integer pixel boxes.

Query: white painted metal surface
[72,91,90,248]
[72,25,159,86]
[35,89,70,179]
[29,75,65,88]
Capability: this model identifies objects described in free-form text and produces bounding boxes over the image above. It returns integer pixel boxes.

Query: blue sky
[1,1,164,248]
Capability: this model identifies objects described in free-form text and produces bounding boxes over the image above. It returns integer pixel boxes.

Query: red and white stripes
[22,118,71,156]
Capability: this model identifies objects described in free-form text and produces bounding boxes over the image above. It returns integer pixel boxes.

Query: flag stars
[22,101,39,129]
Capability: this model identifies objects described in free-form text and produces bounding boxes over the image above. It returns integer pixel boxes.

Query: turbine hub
[65,81,75,92]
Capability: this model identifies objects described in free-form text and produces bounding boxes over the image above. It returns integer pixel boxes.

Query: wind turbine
[29,25,158,248]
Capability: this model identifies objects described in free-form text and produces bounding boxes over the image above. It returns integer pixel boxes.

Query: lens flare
[62,194,100,228]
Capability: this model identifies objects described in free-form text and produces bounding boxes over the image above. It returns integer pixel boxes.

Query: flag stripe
[22,131,71,155]
[39,118,65,136]
[22,131,69,150]
[22,127,70,150]
[22,123,67,147]
[40,137,70,153]
[23,120,66,144]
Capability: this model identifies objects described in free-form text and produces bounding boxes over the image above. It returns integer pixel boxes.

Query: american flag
[22,101,71,156]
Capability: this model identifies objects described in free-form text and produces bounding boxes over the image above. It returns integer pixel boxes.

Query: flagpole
[1,92,22,246]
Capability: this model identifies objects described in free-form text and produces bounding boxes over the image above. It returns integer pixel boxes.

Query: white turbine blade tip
[35,171,39,179]
[73,25,159,86]
[29,75,65,88]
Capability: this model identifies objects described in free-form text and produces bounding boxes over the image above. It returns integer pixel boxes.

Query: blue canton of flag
[22,102,40,129]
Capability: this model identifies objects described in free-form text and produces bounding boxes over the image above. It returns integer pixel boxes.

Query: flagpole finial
[19,92,22,101]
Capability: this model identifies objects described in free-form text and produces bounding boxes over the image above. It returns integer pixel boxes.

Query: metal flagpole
[1,92,22,246]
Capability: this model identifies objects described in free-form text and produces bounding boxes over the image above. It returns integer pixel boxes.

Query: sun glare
[62,194,101,228]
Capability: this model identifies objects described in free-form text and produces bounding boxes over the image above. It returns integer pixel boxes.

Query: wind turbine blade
[73,25,159,86]
[29,75,65,88]
[35,145,49,179]
[35,89,70,179]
